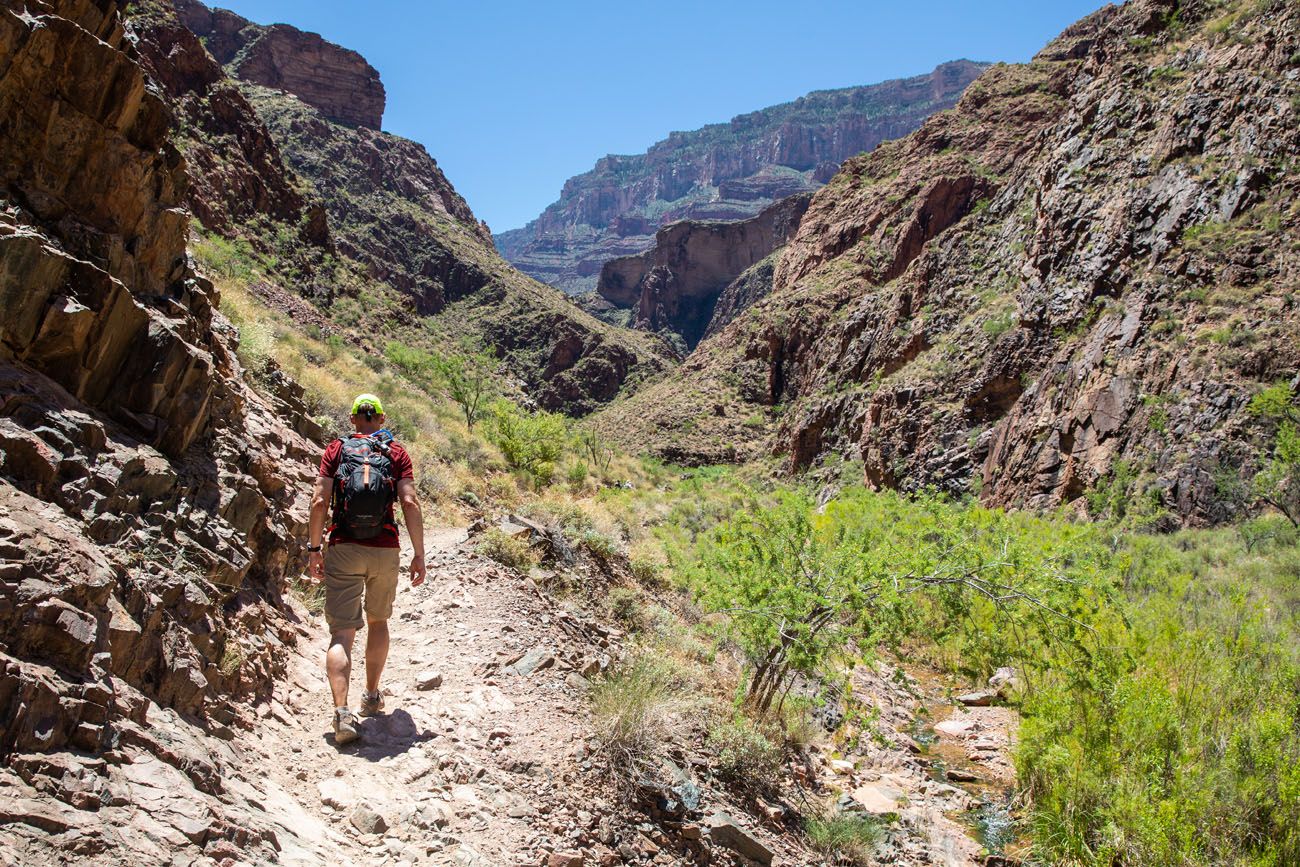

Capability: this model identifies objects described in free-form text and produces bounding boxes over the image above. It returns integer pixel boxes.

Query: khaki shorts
[323,543,400,631]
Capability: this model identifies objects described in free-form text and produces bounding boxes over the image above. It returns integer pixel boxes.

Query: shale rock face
[129,0,330,252]
[0,0,315,830]
[598,0,1300,524]
[173,0,385,129]
[497,60,988,295]
[596,193,811,350]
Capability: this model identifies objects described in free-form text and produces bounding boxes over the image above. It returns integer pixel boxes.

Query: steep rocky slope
[0,0,321,846]
[128,0,669,415]
[498,61,989,295]
[596,193,811,351]
[598,0,1300,525]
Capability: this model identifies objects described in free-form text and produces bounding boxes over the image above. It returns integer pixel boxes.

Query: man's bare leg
[365,619,389,693]
[327,628,358,708]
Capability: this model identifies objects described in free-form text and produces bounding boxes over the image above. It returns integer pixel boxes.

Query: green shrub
[629,553,664,587]
[475,528,537,572]
[683,488,1114,712]
[804,812,883,864]
[432,343,497,431]
[578,527,620,559]
[982,310,1016,340]
[607,587,642,629]
[488,402,567,486]
[706,715,784,790]
[590,650,689,771]
[1018,522,1300,866]
[1249,383,1300,527]
[385,339,437,384]
[566,460,589,492]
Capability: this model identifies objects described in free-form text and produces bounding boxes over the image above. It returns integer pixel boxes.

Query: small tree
[1249,383,1300,527]
[687,489,1108,715]
[433,341,497,431]
[576,427,615,479]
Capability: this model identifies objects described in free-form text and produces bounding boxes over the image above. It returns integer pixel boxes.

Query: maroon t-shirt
[318,434,414,548]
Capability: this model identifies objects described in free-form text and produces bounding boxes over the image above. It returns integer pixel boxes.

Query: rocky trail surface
[1,525,628,866]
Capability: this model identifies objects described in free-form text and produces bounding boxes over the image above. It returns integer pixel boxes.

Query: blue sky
[213,1,1109,233]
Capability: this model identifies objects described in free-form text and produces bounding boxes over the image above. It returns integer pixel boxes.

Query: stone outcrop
[128,0,331,257]
[597,0,1300,524]
[173,0,385,129]
[0,0,316,813]
[596,193,811,350]
[497,60,988,295]
[243,84,495,308]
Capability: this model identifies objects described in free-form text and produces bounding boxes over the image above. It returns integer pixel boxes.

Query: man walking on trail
[306,394,426,744]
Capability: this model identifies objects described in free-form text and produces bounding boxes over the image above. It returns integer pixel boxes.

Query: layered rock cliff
[129,0,669,415]
[0,0,322,856]
[497,60,988,295]
[596,193,811,351]
[173,0,385,129]
[597,0,1300,525]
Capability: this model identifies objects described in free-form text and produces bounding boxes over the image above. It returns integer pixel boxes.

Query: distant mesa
[496,60,990,295]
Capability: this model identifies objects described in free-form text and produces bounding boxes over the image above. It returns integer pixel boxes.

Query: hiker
[305,393,426,744]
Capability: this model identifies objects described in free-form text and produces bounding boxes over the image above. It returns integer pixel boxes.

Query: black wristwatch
[306,543,323,553]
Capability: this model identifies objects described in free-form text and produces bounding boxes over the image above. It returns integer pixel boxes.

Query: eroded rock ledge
[174,0,385,129]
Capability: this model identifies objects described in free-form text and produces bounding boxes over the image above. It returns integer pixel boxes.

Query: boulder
[707,812,774,865]
[956,690,997,707]
[988,667,1020,697]
[851,783,905,817]
[350,801,388,835]
[934,718,977,738]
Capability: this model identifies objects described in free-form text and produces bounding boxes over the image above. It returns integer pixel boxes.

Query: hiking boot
[360,689,385,717]
[333,707,360,744]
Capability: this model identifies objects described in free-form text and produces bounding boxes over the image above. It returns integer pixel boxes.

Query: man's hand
[306,550,325,585]
[409,552,426,587]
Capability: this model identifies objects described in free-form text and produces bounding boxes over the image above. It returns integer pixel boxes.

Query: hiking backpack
[332,433,396,539]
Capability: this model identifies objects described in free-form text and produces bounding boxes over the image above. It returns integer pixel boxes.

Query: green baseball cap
[350,393,384,416]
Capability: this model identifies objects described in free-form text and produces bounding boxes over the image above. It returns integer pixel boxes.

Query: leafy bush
[385,340,437,384]
[566,460,589,492]
[1249,383,1300,527]
[607,587,643,629]
[629,549,665,587]
[432,343,497,431]
[1018,522,1300,866]
[578,527,620,559]
[488,402,567,486]
[982,310,1016,339]
[475,528,537,572]
[706,715,784,790]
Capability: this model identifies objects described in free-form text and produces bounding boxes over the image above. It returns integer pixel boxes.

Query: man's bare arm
[397,477,426,586]
[305,476,332,582]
